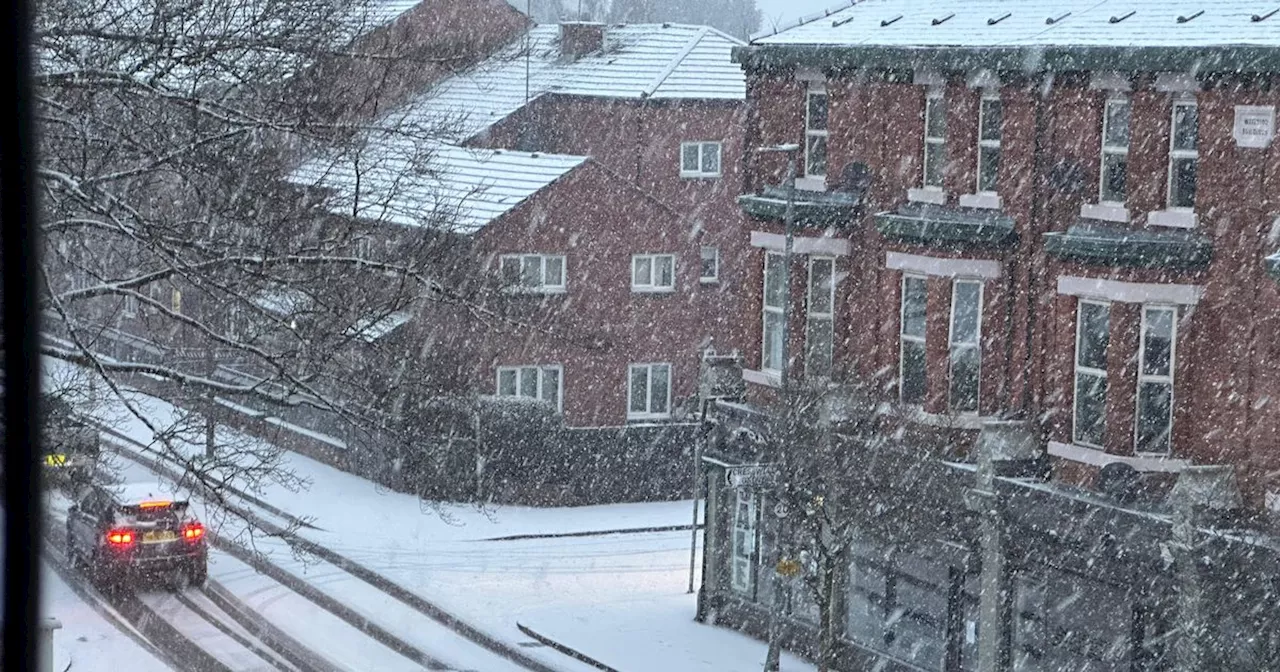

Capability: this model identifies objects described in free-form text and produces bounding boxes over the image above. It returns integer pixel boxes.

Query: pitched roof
[752,0,1280,49]
[291,142,588,233]
[397,23,746,144]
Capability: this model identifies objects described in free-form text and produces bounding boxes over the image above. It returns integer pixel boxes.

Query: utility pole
[756,143,799,672]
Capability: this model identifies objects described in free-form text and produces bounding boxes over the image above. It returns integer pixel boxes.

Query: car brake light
[106,529,134,546]
[182,523,205,541]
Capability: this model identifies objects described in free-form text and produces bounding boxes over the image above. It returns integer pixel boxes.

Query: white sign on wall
[1233,105,1276,148]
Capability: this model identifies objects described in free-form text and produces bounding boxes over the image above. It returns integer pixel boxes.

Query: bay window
[806,257,835,380]
[948,280,982,413]
[1136,306,1176,454]
[900,275,927,404]
[1073,301,1110,447]
[762,252,785,372]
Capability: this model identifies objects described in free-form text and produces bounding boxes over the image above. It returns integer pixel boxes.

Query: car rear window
[119,501,190,522]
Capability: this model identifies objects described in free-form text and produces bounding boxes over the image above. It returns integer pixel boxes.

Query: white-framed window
[977,95,1002,193]
[1136,306,1176,454]
[500,254,566,293]
[1100,97,1131,204]
[731,490,758,595]
[948,279,982,413]
[122,293,139,317]
[680,142,722,178]
[806,257,835,380]
[762,252,785,372]
[1073,301,1110,447]
[899,274,927,404]
[631,254,675,292]
[699,246,719,283]
[1168,99,1198,210]
[496,365,563,411]
[627,363,671,419]
[171,288,183,313]
[354,236,372,260]
[923,91,946,189]
[805,89,829,178]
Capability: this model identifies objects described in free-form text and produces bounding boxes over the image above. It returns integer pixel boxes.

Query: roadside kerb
[515,623,621,672]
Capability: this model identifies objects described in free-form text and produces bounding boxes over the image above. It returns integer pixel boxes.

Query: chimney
[559,22,605,61]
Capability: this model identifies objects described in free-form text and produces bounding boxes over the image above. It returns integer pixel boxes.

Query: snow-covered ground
[50,362,816,671]
[42,565,174,672]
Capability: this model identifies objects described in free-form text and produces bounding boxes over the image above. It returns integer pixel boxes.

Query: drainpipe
[1017,74,1053,418]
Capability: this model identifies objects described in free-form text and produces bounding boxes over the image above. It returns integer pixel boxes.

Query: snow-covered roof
[347,311,413,342]
[253,288,312,316]
[752,0,1280,49]
[339,0,422,44]
[402,23,746,144]
[291,142,588,233]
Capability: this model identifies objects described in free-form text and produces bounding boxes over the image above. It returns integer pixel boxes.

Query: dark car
[66,482,208,588]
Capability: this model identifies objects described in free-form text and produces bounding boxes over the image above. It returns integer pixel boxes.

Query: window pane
[807,92,828,131]
[901,277,927,338]
[763,311,784,370]
[764,253,785,308]
[1136,381,1173,453]
[1101,153,1128,203]
[978,146,1000,192]
[950,281,981,346]
[1173,103,1198,151]
[541,368,560,407]
[520,256,541,287]
[1104,100,1131,147]
[700,247,718,280]
[1142,308,1174,377]
[806,317,833,379]
[701,143,720,174]
[543,256,564,287]
[1170,157,1197,208]
[498,369,517,396]
[1074,372,1107,445]
[1076,303,1110,370]
[519,367,538,398]
[809,259,833,314]
[633,256,652,286]
[925,97,946,138]
[806,135,827,177]
[682,143,700,172]
[629,366,648,413]
[924,141,945,188]
[950,346,980,413]
[901,340,927,404]
[980,98,1002,141]
[650,365,670,414]
[655,256,674,287]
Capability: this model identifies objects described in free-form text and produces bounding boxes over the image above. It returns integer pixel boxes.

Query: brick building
[698,2,1280,670]
[298,21,750,429]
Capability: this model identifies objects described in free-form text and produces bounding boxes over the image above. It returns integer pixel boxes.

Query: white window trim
[750,231,850,257]
[923,91,946,190]
[1099,96,1130,206]
[886,252,1002,280]
[500,254,567,294]
[948,279,982,414]
[1134,305,1176,456]
[806,256,836,379]
[1073,300,1109,449]
[805,89,829,180]
[631,254,676,293]
[976,94,1002,195]
[761,252,785,373]
[1166,98,1199,212]
[730,490,758,594]
[680,141,722,178]
[627,363,672,420]
[899,274,927,405]
[1056,276,1203,306]
[122,293,139,317]
[1047,441,1189,473]
[354,236,372,260]
[495,365,564,411]
[699,246,719,283]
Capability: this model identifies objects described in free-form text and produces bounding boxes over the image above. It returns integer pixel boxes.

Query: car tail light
[182,523,205,542]
[106,529,134,546]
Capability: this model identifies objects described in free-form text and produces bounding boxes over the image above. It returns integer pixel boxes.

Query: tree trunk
[817,554,837,672]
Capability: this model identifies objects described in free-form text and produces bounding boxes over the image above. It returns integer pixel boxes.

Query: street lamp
[753,142,799,672]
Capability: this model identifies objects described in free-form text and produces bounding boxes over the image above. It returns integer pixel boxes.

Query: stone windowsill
[958,192,1002,210]
[741,368,782,388]
[907,187,947,205]
[1147,209,1198,229]
[1080,202,1130,223]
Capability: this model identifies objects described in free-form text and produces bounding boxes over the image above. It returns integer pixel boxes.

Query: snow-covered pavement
[42,563,175,672]
[54,364,817,672]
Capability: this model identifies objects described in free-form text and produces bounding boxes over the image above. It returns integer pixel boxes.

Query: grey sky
[753,0,846,35]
